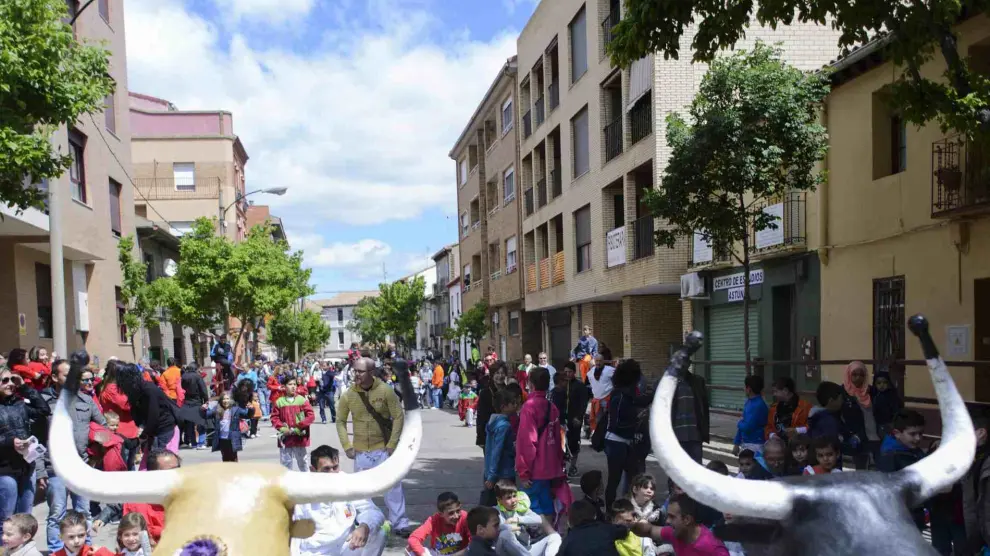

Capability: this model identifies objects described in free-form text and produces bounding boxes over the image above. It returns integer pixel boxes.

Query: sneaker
[195,445,207,450]
[395,525,415,538]
[567,465,579,478]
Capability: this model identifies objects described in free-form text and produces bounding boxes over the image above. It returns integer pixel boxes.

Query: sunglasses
[0,377,14,385]
[80,378,94,383]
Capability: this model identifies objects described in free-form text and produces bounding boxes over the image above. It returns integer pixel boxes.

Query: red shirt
[52,546,115,556]
[98,383,139,439]
[11,363,46,390]
[122,503,166,543]
[407,511,471,555]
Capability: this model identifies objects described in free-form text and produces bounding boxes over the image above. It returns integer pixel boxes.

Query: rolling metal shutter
[708,304,760,410]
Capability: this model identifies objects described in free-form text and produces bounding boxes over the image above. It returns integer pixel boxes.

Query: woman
[97,360,140,470]
[267,367,284,409]
[603,359,653,509]
[117,364,179,468]
[0,368,50,520]
[180,363,209,449]
[8,349,44,391]
[476,362,508,453]
[842,361,883,469]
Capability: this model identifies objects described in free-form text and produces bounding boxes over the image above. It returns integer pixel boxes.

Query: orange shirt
[159,366,182,400]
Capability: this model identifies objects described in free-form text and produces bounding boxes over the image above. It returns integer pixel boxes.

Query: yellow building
[821,15,990,403]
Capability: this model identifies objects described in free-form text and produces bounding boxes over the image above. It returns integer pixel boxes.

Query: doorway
[976,279,990,402]
[772,285,796,384]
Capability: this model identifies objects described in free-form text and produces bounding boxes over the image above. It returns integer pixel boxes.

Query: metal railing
[549,81,560,111]
[552,251,565,285]
[134,176,222,200]
[524,188,534,216]
[539,258,551,289]
[534,96,545,127]
[536,177,547,208]
[526,262,537,292]
[932,134,990,217]
[604,118,623,162]
[601,11,619,54]
[633,215,655,259]
[630,96,652,144]
[750,190,807,253]
[523,110,532,139]
[550,168,562,199]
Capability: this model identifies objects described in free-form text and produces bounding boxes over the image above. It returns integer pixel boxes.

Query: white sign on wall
[755,203,785,249]
[693,231,713,263]
[713,269,764,291]
[727,287,746,302]
[606,227,627,268]
[947,325,970,357]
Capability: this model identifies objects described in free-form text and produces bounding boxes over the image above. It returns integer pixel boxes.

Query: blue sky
[124,0,537,296]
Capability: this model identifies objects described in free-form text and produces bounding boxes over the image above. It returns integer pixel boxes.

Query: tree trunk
[741,195,752,376]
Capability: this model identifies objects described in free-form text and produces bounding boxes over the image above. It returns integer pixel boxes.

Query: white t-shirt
[588,365,615,400]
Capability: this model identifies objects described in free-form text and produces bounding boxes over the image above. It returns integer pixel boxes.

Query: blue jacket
[570,336,598,360]
[240,369,259,390]
[808,406,847,440]
[203,405,250,452]
[734,396,769,446]
[484,414,516,483]
[321,370,337,393]
[877,434,927,529]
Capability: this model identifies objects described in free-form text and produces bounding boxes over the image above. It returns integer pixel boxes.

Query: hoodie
[484,414,516,483]
[877,434,926,530]
[515,394,563,482]
[495,492,544,548]
[733,396,769,446]
[807,406,845,440]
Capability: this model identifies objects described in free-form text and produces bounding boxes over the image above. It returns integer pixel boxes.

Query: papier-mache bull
[49,352,423,555]
[651,314,976,556]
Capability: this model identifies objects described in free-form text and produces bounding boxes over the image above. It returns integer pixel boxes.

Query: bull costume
[49,351,423,556]
[644,314,976,556]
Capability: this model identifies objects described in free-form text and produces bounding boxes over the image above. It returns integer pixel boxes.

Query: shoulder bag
[356,391,393,442]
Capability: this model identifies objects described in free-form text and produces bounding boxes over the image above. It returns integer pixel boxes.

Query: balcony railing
[490,269,502,282]
[630,96,652,144]
[932,135,990,217]
[549,81,560,111]
[526,262,537,293]
[750,191,807,253]
[536,178,547,209]
[134,177,221,200]
[524,187,534,216]
[539,258,551,289]
[633,216,655,259]
[534,96,545,127]
[552,251,565,285]
[604,118,623,162]
[523,110,532,139]
[550,168,562,199]
[602,11,619,53]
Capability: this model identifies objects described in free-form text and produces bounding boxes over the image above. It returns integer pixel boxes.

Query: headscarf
[843,361,872,408]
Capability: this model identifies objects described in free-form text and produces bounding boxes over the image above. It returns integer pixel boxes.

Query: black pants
[249,418,259,437]
[219,439,237,462]
[565,422,582,457]
[681,440,703,464]
[604,439,642,511]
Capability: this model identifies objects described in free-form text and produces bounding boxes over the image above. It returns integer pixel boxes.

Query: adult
[538,352,556,383]
[318,364,337,424]
[291,445,387,556]
[552,361,588,478]
[256,361,272,418]
[117,364,180,466]
[476,362,508,454]
[515,367,563,518]
[39,358,103,552]
[210,334,234,392]
[94,449,178,544]
[603,359,653,509]
[764,376,812,443]
[179,363,209,449]
[418,362,433,409]
[516,355,535,391]
[97,360,141,467]
[587,352,615,437]
[335,357,411,536]
[8,349,44,391]
[470,343,481,367]
[841,361,883,470]
[0,367,50,522]
[159,357,183,402]
[671,351,710,464]
[430,360,444,410]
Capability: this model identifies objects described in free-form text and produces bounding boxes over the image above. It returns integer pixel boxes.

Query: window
[116,287,128,344]
[460,159,469,185]
[873,276,906,365]
[144,253,155,283]
[503,167,515,201]
[872,92,907,179]
[169,221,195,236]
[338,330,345,348]
[98,0,109,22]
[572,107,590,177]
[36,264,53,339]
[460,212,469,236]
[109,178,122,237]
[502,97,514,133]
[891,116,907,174]
[68,129,86,203]
[173,162,195,191]
[104,90,116,134]
[464,264,472,286]
[508,311,520,336]
[569,6,588,83]
[506,236,518,272]
[575,205,591,272]
[337,308,344,324]
[64,0,78,29]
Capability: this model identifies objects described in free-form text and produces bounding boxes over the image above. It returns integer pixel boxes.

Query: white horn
[903,315,976,500]
[50,353,179,503]
[650,332,794,520]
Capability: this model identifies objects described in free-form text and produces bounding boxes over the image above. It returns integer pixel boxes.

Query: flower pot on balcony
[937,166,962,192]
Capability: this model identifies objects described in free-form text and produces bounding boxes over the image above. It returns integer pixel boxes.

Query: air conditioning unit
[680,272,708,300]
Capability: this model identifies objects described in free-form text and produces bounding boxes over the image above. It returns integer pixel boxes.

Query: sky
[123,0,539,297]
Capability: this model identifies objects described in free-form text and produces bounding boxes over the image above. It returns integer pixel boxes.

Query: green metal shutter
[708,304,760,410]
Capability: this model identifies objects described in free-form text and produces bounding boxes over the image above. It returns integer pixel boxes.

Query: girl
[116,512,150,556]
[201,392,249,462]
[629,474,663,526]
[247,392,262,439]
[787,433,814,476]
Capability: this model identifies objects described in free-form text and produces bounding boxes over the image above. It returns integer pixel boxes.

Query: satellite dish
[164,259,178,277]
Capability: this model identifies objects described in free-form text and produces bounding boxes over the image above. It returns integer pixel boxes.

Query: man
[40,359,106,553]
[552,361,589,478]
[319,364,338,423]
[158,357,183,401]
[631,494,729,555]
[292,445,387,556]
[672,352,711,464]
[210,334,234,391]
[431,359,445,410]
[537,352,555,383]
[336,357,411,536]
[587,353,615,437]
[94,450,179,544]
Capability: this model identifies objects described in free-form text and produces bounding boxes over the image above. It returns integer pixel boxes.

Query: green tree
[349,296,387,349]
[117,235,168,356]
[268,309,330,358]
[156,218,232,333]
[0,0,115,211]
[609,0,990,138]
[445,299,489,345]
[348,277,427,354]
[643,43,829,368]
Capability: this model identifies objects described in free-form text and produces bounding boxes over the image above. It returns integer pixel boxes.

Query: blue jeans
[46,474,90,551]
[431,387,442,409]
[318,391,336,422]
[257,387,271,417]
[0,473,35,522]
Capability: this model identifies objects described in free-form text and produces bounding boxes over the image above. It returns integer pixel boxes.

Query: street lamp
[221,187,288,217]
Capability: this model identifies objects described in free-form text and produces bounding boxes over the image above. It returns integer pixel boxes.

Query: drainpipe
[817,103,830,266]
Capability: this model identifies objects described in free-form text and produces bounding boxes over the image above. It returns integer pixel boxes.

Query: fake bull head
[50,353,423,555]
[651,315,976,555]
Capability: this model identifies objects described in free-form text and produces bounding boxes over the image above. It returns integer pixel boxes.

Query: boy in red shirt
[53,511,114,556]
[407,492,471,555]
[271,377,315,471]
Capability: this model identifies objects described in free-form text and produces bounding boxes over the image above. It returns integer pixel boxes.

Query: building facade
[243,204,287,361]
[136,218,195,364]
[429,244,457,358]
[315,291,379,359]
[820,15,990,404]
[0,0,136,362]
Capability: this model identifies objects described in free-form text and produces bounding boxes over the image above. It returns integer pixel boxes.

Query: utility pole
[49,181,67,357]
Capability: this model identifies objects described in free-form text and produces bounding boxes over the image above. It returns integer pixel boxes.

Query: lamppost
[219,187,288,235]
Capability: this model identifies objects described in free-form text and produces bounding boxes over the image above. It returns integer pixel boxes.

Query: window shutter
[627,56,652,110]
[575,206,591,245]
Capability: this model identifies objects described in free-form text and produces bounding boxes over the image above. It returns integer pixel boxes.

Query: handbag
[357,391,393,441]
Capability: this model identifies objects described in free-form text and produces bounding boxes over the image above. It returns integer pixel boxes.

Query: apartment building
[819,16,990,405]
[518,0,841,381]
[429,244,458,358]
[0,0,136,361]
[136,218,195,364]
[315,291,379,359]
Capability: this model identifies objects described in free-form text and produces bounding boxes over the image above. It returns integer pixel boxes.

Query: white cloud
[301,237,392,269]
[212,0,316,23]
[503,0,540,15]
[124,0,517,228]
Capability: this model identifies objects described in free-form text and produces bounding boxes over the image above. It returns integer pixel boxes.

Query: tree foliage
[608,0,990,138]
[445,299,489,345]
[350,296,387,348]
[268,309,330,358]
[0,0,115,211]
[155,219,232,333]
[348,277,427,352]
[117,235,168,352]
[644,43,829,365]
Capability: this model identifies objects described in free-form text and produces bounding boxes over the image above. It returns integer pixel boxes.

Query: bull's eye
[177,535,228,556]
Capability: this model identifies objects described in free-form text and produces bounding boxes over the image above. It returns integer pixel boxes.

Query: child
[484,389,521,503]
[465,506,501,556]
[878,409,927,530]
[494,479,561,556]
[2,513,42,556]
[116,512,149,556]
[53,511,114,556]
[803,435,844,475]
[787,433,813,476]
[247,392,262,439]
[270,377,316,471]
[579,471,607,523]
[611,499,656,556]
[88,411,126,472]
[557,500,627,556]
[629,474,662,526]
[201,392,250,462]
[733,375,768,455]
[736,448,772,480]
[808,381,848,440]
[459,379,479,427]
[872,369,903,438]
[407,492,471,556]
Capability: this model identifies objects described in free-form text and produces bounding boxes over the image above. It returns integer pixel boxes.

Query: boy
[3,514,42,556]
[271,377,316,471]
[88,410,126,472]
[407,492,471,556]
[579,470,607,522]
[493,480,561,556]
[878,408,927,530]
[552,362,589,478]
[631,495,729,556]
[808,381,848,441]
[558,500,627,556]
[465,507,501,556]
[803,435,844,475]
[736,449,772,480]
[733,375,768,455]
[484,390,521,496]
[53,511,114,556]
[963,411,990,553]
[611,500,656,556]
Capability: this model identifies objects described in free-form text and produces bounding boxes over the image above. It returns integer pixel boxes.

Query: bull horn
[903,315,975,500]
[281,359,422,503]
[50,351,179,503]
[649,332,794,520]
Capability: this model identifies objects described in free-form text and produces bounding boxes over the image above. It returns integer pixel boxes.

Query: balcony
[526,262,537,293]
[602,11,619,51]
[633,216,655,259]
[524,188,534,216]
[932,135,990,217]
[552,251,565,285]
[490,269,502,282]
[134,177,221,200]
[539,258,551,289]
[549,82,559,111]
[535,96,545,127]
[550,169,562,199]
[536,178,547,209]
[630,96,652,144]
[523,110,532,139]
[604,118,623,162]
[750,191,807,254]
